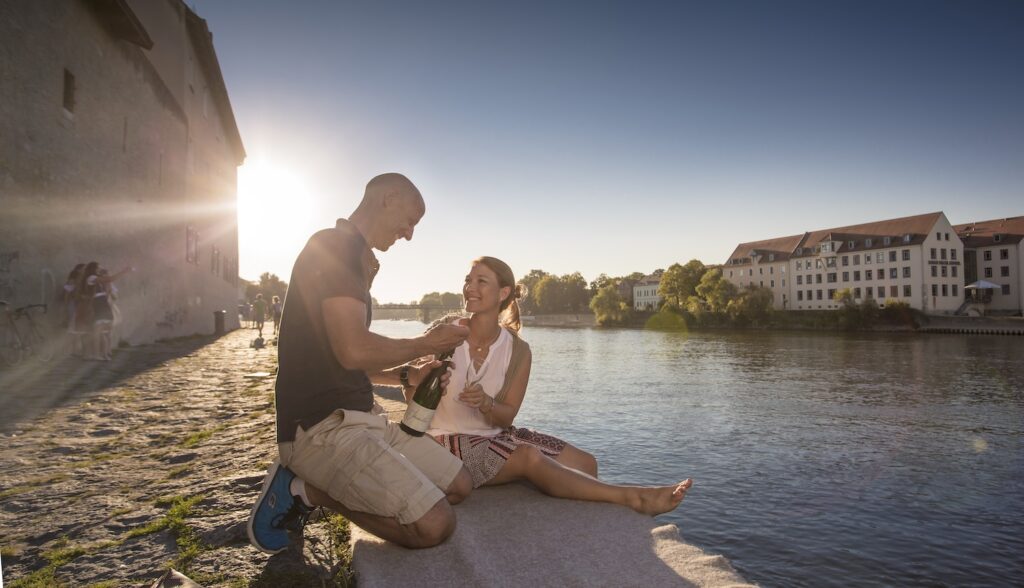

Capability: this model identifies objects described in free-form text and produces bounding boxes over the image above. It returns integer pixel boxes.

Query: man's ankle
[289,477,314,508]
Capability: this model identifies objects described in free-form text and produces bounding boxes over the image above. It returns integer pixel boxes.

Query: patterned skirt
[433,426,568,488]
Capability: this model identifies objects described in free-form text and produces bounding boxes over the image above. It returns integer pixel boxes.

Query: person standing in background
[252,294,267,338]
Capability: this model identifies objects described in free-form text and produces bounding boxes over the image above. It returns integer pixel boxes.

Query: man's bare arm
[322,297,468,373]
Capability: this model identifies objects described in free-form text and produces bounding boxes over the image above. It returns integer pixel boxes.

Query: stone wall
[0,0,241,343]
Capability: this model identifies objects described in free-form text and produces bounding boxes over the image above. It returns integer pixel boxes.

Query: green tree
[659,260,707,307]
[561,272,590,313]
[589,284,632,326]
[518,269,549,314]
[726,285,773,325]
[695,268,738,313]
[589,273,612,294]
[246,272,288,304]
[439,292,463,309]
[533,275,564,314]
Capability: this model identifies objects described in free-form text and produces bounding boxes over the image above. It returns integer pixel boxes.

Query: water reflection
[371,321,1024,587]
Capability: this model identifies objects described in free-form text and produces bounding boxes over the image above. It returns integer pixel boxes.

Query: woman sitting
[420,256,691,516]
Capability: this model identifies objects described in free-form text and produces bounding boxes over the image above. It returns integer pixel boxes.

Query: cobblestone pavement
[0,328,354,587]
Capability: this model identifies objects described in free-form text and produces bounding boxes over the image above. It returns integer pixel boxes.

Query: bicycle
[0,301,56,366]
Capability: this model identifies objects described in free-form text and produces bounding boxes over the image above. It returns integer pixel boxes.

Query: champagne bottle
[400,350,455,436]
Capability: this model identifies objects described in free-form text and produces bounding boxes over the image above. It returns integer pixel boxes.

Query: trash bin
[213,310,226,335]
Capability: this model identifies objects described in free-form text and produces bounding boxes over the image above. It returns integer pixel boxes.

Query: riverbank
[1,328,751,587]
[0,328,350,586]
[523,311,1024,335]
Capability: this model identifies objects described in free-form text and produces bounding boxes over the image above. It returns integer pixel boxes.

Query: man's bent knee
[445,467,473,505]
[406,499,456,548]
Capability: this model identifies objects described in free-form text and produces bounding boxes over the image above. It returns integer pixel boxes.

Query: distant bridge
[372,305,456,310]
[372,304,460,321]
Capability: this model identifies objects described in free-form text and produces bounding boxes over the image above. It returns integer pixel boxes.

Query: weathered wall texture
[0,0,243,343]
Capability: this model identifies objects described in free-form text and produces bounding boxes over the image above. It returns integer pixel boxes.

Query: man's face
[378,194,424,251]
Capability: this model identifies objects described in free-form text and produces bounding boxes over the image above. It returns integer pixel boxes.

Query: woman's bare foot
[628,479,693,515]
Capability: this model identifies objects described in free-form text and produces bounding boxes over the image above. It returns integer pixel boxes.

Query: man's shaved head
[349,173,425,251]
[362,173,423,213]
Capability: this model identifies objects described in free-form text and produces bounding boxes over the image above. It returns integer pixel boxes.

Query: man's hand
[422,323,469,355]
[410,358,455,395]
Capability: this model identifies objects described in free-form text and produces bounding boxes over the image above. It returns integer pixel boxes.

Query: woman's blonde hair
[473,256,527,333]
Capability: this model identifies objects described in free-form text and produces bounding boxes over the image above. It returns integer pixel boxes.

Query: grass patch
[8,536,120,588]
[152,494,210,575]
[0,473,70,499]
[70,453,118,469]
[111,506,134,517]
[8,566,59,588]
[181,425,226,448]
[166,464,191,479]
[1,543,23,557]
[325,513,355,587]
[126,495,202,540]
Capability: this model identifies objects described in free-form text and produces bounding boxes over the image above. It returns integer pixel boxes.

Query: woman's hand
[459,383,494,413]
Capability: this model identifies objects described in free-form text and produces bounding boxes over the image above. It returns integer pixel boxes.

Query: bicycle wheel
[0,324,24,367]
[27,325,55,362]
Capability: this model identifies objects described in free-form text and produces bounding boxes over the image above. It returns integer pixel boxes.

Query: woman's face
[463,262,510,314]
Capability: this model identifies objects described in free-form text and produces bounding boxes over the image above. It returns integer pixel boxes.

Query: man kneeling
[247,174,471,552]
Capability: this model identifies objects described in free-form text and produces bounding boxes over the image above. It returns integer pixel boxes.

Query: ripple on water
[371,321,1024,587]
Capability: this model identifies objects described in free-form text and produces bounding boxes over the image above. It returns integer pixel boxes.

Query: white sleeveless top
[427,326,513,437]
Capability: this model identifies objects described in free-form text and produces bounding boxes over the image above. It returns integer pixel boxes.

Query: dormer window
[883,237,891,245]
[821,243,832,253]
[847,241,855,249]
[994,234,1003,243]
[903,234,912,243]
[865,238,873,247]
[768,254,775,262]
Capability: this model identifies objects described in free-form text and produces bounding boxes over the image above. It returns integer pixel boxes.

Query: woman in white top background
[422,256,691,516]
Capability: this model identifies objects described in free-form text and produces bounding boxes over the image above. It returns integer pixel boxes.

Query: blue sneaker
[247,460,312,554]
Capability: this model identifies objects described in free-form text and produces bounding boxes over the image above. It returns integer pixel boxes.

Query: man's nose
[403,226,415,240]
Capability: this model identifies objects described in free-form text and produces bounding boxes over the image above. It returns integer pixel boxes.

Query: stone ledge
[356,387,753,587]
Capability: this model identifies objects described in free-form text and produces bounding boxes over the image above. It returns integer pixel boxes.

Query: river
[371,320,1024,587]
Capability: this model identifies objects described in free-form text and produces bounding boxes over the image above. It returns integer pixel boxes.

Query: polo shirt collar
[336,218,379,284]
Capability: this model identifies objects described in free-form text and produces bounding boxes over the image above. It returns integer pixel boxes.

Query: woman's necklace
[467,328,501,371]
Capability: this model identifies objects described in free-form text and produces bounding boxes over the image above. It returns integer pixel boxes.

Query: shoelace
[271,501,312,531]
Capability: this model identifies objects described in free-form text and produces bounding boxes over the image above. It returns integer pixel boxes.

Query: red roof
[726,212,946,264]
[953,216,1024,247]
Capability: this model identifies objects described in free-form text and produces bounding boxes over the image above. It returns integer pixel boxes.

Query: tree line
[248,261,917,332]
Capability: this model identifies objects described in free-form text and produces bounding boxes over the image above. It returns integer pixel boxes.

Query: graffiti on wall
[0,250,20,300]
[157,306,188,328]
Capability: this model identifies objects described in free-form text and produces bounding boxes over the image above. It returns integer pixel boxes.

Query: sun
[236,160,314,281]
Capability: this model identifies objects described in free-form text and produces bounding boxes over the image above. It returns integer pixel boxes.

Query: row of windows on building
[982,249,1012,261]
[796,282,1012,302]
[795,249,915,271]
[797,285,922,302]
[814,232,935,254]
[731,266,787,277]
[738,280,786,289]
[982,266,1013,278]
[929,248,959,261]
[795,266,926,285]
[185,225,237,285]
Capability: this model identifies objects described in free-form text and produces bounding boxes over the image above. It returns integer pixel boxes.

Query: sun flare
[237,160,314,281]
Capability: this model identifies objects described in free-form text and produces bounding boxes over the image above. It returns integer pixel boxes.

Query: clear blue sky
[192,0,1024,304]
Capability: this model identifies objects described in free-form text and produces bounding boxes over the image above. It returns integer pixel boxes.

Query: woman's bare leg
[554,443,598,477]
[485,445,692,516]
